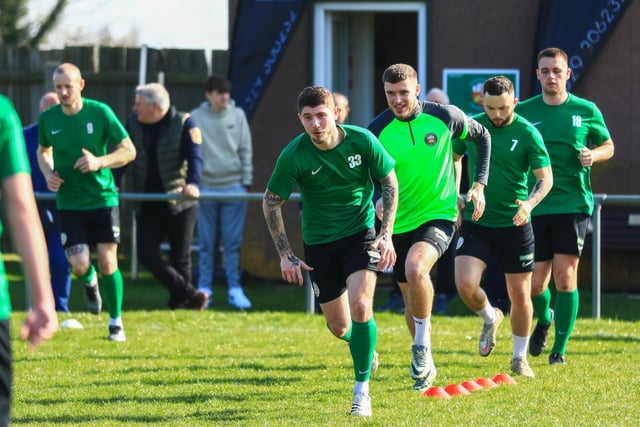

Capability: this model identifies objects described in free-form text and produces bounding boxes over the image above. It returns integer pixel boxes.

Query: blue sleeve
[182,116,202,185]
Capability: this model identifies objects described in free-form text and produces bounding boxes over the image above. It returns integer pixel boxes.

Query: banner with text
[532,0,632,93]
[228,0,310,120]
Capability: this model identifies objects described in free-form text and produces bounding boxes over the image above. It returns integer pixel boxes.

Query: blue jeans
[197,184,247,294]
[39,204,71,312]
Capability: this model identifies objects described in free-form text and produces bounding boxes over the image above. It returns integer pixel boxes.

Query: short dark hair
[483,76,514,96]
[204,74,231,93]
[297,86,333,113]
[537,47,568,64]
[382,63,417,84]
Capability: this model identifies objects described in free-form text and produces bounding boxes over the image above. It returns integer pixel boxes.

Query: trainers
[529,309,554,356]
[371,351,379,374]
[83,275,102,315]
[549,352,567,365]
[184,291,209,311]
[350,393,371,417]
[511,357,534,377]
[479,307,504,357]
[108,325,126,342]
[228,287,251,309]
[412,358,437,392]
[410,345,428,379]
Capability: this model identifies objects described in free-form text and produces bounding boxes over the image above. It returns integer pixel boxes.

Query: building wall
[238,0,640,290]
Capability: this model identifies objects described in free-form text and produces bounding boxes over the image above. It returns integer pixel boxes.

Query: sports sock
[78,264,96,285]
[532,287,552,325]
[551,289,579,355]
[350,318,377,382]
[327,321,352,342]
[413,315,431,348]
[101,268,124,319]
[476,304,497,325]
[512,334,528,359]
[353,380,369,396]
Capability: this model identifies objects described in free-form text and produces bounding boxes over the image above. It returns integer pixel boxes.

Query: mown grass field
[6,258,640,426]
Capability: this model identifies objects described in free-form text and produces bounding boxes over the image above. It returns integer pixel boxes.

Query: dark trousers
[138,203,198,307]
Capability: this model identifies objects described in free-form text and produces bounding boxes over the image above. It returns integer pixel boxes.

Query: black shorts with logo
[532,213,590,260]
[456,221,535,274]
[304,228,378,304]
[392,219,457,283]
[58,207,121,249]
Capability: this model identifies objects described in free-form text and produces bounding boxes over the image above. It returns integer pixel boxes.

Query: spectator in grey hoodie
[190,74,253,309]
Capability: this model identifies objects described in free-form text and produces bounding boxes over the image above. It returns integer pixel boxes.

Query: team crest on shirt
[424,132,438,146]
[87,122,94,134]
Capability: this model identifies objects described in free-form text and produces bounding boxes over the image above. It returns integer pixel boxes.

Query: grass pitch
[7,263,640,425]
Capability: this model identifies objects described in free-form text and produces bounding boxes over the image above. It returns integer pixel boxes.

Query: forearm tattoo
[263,191,293,257]
[527,179,546,208]
[379,176,397,233]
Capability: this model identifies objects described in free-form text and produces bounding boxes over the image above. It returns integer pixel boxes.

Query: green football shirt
[38,98,129,210]
[0,95,31,319]
[454,113,550,227]
[517,93,610,215]
[267,125,395,245]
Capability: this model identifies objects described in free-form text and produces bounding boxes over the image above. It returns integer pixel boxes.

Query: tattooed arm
[371,170,398,270]
[513,165,553,227]
[262,189,313,285]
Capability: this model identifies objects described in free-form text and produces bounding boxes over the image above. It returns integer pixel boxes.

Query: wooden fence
[0,46,229,126]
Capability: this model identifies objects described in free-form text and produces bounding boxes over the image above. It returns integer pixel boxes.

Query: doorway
[313,2,426,126]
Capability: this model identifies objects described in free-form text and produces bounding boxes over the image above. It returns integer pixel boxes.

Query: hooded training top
[368,100,491,233]
[190,99,253,188]
[517,93,611,216]
[266,124,395,245]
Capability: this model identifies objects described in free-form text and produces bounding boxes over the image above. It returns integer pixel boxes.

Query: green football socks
[551,290,579,356]
[532,287,552,325]
[78,264,96,284]
[327,321,352,342]
[350,319,377,382]
[101,268,124,319]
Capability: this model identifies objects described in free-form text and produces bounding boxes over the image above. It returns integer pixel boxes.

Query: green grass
[6,259,640,426]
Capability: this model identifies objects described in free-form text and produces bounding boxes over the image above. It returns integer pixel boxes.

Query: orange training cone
[422,386,451,399]
[475,377,498,389]
[492,373,517,385]
[444,383,472,396]
[461,380,483,392]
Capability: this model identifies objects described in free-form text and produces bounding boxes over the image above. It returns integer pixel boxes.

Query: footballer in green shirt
[517,47,614,365]
[0,94,58,423]
[453,76,552,378]
[37,63,136,342]
[368,63,491,392]
[263,86,398,417]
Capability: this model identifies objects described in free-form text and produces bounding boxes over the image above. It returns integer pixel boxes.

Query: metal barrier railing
[590,194,640,319]
[34,192,640,318]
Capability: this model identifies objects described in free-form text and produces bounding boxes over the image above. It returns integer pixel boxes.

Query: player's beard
[491,112,513,128]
